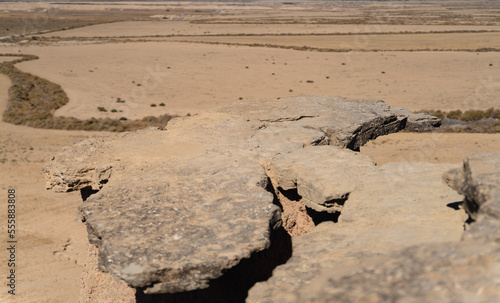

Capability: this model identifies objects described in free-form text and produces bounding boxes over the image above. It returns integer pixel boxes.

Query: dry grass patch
[0,54,177,132]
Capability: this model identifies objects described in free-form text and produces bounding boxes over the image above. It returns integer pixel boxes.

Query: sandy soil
[0,74,112,303]
[2,43,497,120]
[42,21,500,37]
[361,132,500,165]
[167,31,500,50]
[1,2,500,303]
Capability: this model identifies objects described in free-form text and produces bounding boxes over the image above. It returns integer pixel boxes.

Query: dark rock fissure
[277,187,302,202]
[80,180,108,202]
[306,208,341,224]
[80,187,99,202]
[135,227,292,303]
[268,178,345,236]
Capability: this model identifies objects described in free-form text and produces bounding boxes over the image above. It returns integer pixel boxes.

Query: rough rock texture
[249,152,500,303]
[444,151,500,220]
[262,146,377,214]
[247,162,466,302]
[216,96,431,150]
[43,96,440,298]
[392,107,442,131]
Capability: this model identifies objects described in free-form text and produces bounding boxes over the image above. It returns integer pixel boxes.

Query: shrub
[151,104,157,107]
[111,109,117,113]
[462,109,484,121]
[98,106,107,112]
[159,103,165,106]
[446,110,462,120]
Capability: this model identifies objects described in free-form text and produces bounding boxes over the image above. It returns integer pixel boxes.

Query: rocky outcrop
[216,96,431,150]
[247,161,466,302]
[248,151,500,303]
[392,107,442,132]
[444,151,500,220]
[43,96,442,300]
[261,146,377,215]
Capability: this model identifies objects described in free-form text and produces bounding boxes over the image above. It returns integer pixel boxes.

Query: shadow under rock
[136,226,293,303]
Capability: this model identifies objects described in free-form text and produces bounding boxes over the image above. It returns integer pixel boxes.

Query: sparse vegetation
[418,107,500,133]
[159,103,165,107]
[151,104,157,107]
[0,54,177,132]
[420,108,500,121]
[306,80,314,83]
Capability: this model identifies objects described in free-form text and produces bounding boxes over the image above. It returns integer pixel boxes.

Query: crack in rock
[44,96,440,300]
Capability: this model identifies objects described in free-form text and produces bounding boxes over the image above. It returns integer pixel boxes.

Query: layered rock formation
[44,96,471,302]
[249,151,500,303]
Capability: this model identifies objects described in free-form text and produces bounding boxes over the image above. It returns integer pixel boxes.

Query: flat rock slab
[248,162,466,302]
[256,239,500,303]
[44,96,438,294]
[261,146,378,213]
[216,96,435,150]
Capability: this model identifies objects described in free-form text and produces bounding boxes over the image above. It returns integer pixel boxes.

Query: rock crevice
[44,96,442,301]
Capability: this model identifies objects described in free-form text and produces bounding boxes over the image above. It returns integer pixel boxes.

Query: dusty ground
[1,45,498,120]
[1,1,500,303]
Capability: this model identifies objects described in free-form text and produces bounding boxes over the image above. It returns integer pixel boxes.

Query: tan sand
[0,73,112,303]
[41,21,500,38]
[361,132,500,165]
[165,31,500,50]
[3,43,497,121]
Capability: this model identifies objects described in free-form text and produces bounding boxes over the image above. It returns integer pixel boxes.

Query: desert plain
[1,1,500,302]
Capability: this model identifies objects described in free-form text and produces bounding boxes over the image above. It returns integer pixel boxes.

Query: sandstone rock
[444,151,500,220]
[44,96,440,297]
[247,162,466,302]
[248,152,500,303]
[392,107,442,132]
[261,146,377,214]
[217,96,438,150]
[270,239,500,303]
